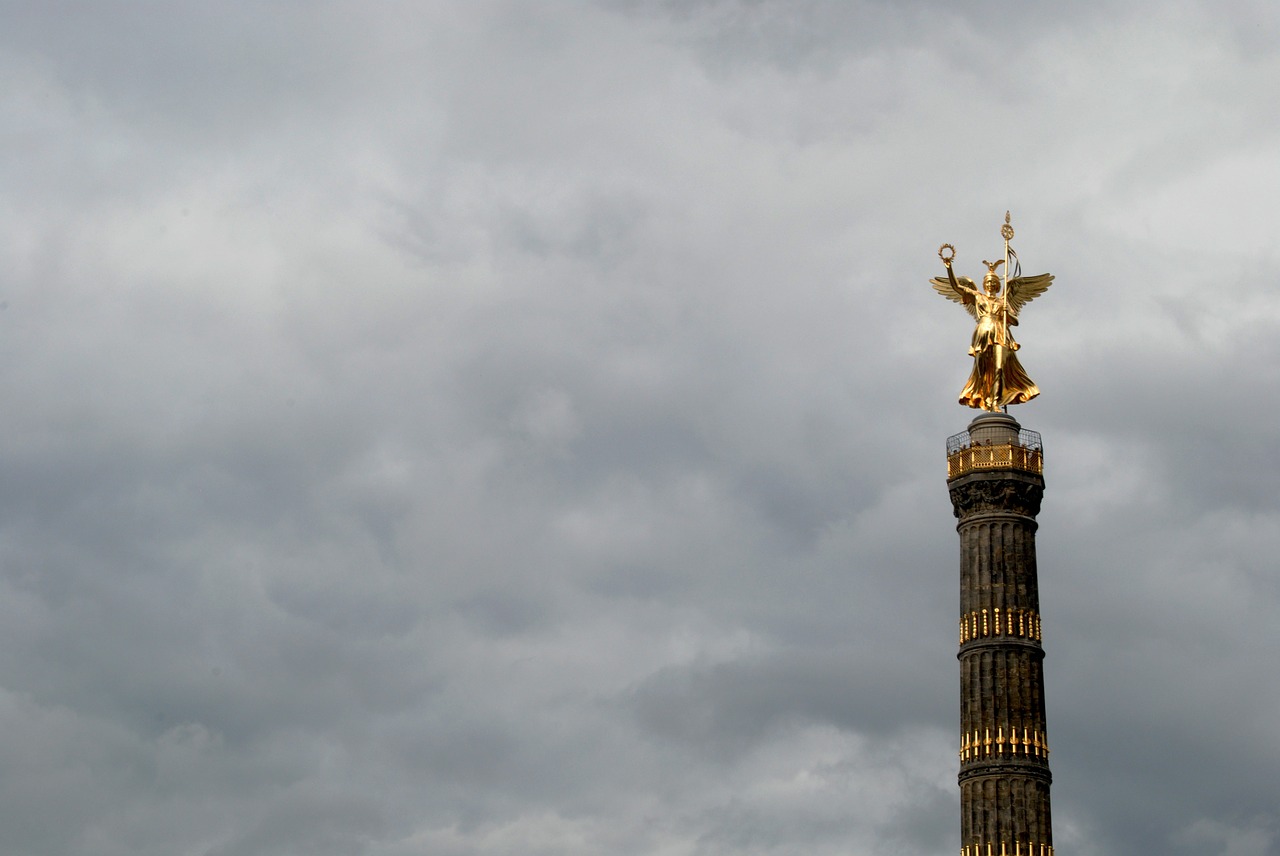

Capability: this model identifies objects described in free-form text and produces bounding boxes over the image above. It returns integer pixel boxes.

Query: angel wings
[929,271,1053,320]
[930,260,1053,412]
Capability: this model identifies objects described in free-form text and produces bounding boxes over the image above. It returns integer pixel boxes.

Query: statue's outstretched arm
[931,247,978,314]
[944,262,976,298]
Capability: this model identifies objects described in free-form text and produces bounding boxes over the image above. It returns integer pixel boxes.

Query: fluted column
[949,413,1053,856]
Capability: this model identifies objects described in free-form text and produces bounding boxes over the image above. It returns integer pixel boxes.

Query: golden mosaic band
[948,443,1044,478]
[959,607,1042,643]
[959,726,1050,761]
[961,844,1052,856]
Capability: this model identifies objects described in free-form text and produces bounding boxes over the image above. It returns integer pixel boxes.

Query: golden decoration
[964,843,1052,856]
[959,608,1043,642]
[931,213,1054,412]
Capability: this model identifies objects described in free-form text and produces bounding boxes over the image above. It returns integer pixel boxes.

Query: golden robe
[958,292,1039,410]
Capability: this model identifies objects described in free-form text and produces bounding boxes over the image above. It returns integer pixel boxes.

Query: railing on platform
[947,427,1043,478]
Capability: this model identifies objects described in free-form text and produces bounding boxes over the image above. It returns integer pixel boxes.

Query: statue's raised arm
[929,215,1053,413]
[930,244,979,318]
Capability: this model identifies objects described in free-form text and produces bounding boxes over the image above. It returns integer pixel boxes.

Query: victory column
[933,214,1056,856]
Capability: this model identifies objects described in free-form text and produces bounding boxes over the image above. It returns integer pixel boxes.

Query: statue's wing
[931,276,978,319]
[1006,273,1053,315]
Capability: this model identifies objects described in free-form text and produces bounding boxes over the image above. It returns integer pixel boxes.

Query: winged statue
[930,217,1053,412]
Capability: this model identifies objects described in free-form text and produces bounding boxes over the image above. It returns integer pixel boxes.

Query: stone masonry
[948,412,1053,856]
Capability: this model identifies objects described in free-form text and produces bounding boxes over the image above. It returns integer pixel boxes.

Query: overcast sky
[1,2,1278,855]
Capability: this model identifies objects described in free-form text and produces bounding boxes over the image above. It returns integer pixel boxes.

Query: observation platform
[947,412,1043,479]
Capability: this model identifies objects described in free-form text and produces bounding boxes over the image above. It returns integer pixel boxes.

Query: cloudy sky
[1,2,1278,854]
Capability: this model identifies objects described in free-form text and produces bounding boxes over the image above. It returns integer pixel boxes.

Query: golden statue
[931,213,1053,412]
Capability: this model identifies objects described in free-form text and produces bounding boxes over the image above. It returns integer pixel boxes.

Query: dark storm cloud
[0,1,1277,854]
[628,646,951,760]
[1,3,342,131]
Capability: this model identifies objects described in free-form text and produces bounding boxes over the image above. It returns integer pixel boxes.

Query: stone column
[948,412,1053,856]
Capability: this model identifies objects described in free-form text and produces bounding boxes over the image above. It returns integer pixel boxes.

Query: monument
[933,214,1055,856]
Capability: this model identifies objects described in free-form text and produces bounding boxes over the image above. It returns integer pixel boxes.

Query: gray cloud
[0,1,1276,854]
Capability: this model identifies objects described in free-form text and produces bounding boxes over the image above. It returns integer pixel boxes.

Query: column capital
[949,471,1044,519]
